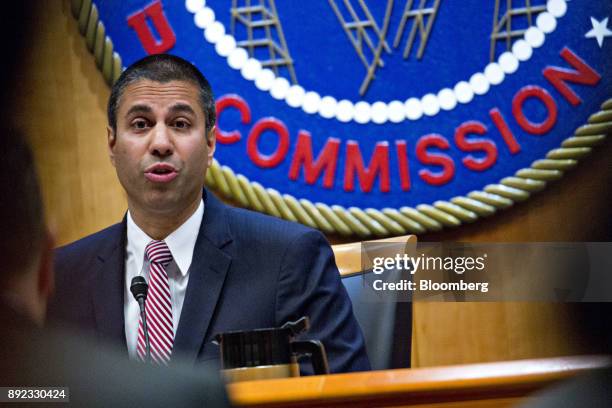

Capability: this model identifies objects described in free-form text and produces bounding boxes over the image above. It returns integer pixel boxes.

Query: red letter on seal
[543,47,601,106]
[416,134,455,186]
[289,131,340,189]
[127,0,176,55]
[344,141,391,193]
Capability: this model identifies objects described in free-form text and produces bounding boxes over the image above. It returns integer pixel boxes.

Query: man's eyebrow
[169,103,197,116]
[125,104,152,117]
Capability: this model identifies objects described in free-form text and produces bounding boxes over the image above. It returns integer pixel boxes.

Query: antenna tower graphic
[328,0,394,96]
[490,0,546,61]
[393,0,441,60]
[231,0,297,83]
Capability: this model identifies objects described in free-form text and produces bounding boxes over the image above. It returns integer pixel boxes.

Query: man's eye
[132,120,149,129]
[174,120,190,129]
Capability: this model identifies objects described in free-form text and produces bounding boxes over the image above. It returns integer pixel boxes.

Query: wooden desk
[228,355,610,407]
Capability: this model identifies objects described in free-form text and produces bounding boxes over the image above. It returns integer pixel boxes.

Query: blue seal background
[96,0,611,209]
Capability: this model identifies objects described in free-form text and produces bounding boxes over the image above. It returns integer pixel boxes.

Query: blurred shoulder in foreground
[0,130,230,407]
[0,303,230,408]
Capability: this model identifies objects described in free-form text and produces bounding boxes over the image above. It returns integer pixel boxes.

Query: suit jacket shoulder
[224,204,317,249]
[55,222,124,280]
[49,222,125,335]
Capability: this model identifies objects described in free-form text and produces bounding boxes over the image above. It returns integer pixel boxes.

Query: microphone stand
[130,276,151,363]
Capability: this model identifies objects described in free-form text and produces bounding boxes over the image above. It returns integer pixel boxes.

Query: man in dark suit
[0,130,230,407]
[49,54,370,373]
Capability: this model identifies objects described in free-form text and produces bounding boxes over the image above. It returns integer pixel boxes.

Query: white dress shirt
[124,200,204,359]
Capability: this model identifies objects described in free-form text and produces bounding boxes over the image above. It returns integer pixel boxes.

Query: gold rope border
[72,0,612,238]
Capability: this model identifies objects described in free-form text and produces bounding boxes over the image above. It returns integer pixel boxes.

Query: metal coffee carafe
[214,317,329,382]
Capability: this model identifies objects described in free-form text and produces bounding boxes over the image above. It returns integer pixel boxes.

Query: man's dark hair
[107,54,216,134]
[0,129,45,284]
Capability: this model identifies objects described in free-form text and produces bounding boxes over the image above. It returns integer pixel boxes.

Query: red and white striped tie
[137,240,174,364]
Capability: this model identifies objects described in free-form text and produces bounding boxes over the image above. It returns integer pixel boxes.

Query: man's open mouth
[145,164,178,183]
[152,168,172,175]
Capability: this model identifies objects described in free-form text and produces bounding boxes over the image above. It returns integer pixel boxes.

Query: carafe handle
[291,340,330,375]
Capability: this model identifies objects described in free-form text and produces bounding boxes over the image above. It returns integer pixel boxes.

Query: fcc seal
[79,0,611,236]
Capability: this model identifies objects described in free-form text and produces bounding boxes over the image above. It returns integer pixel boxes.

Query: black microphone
[130,276,151,362]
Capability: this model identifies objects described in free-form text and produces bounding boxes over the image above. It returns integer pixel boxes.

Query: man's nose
[149,124,173,157]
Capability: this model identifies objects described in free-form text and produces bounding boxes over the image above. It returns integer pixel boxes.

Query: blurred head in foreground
[0,129,54,325]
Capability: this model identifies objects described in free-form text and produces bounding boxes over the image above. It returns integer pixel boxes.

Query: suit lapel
[174,191,233,361]
[91,220,127,350]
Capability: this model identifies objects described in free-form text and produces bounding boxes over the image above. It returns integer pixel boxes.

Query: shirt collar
[126,200,205,276]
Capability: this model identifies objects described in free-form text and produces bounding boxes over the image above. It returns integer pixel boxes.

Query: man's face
[108,79,215,215]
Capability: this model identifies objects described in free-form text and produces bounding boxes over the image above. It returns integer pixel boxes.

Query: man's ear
[206,125,217,167]
[107,126,117,167]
